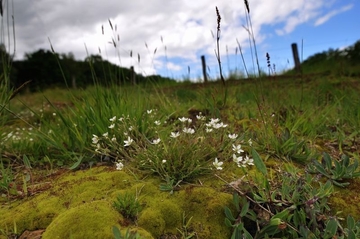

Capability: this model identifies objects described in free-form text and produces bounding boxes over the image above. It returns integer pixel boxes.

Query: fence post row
[291,43,302,74]
[201,55,208,83]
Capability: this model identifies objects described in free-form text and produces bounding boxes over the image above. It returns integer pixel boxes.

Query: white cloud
[314,4,353,26]
[1,0,350,79]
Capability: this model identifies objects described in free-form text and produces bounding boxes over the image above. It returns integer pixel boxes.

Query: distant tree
[18,49,63,91]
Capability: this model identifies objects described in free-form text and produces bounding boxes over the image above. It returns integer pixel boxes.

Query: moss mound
[0,166,234,239]
[42,200,118,238]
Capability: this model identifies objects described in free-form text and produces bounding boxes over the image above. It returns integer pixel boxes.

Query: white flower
[248,139,253,146]
[53,112,56,116]
[95,143,101,153]
[124,136,134,147]
[232,144,244,154]
[213,122,227,129]
[116,161,124,170]
[178,117,190,122]
[205,128,213,133]
[152,138,161,145]
[111,135,117,142]
[237,162,247,168]
[243,155,254,166]
[92,134,99,144]
[210,118,220,124]
[213,123,222,129]
[228,133,238,140]
[103,132,109,138]
[109,116,117,122]
[170,131,180,138]
[147,109,153,114]
[213,158,223,170]
[128,126,133,131]
[183,127,195,134]
[196,114,205,120]
[108,123,115,129]
[162,160,167,164]
[154,120,161,126]
[232,154,243,164]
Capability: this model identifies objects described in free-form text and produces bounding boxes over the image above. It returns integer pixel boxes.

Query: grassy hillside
[286,39,360,77]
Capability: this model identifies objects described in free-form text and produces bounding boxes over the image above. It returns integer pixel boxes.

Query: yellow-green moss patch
[42,200,117,238]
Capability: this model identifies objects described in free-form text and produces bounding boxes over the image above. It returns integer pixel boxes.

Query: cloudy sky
[2,0,359,80]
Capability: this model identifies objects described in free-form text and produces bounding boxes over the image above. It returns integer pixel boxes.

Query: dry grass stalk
[244,0,250,13]
[215,6,225,85]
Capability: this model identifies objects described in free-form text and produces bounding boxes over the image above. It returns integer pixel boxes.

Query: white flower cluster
[232,144,254,168]
[91,111,254,173]
[205,118,228,132]
[1,127,34,144]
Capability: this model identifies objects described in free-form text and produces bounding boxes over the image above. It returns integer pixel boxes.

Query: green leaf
[69,155,84,170]
[233,193,240,212]
[243,229,254,239]
[342,155,350,167]
[313,160,330,177]
[112,226,122,239]
[347,215,355,230]
[324,218,338,238]
[23,155,32,169]
[240,201,250,217]
[272,209,289,220]
[347,230,356,239]
[323,152,332,170]
[225,207,236,222]
[332,180,349,188]
[251,148,267,176]
[225,218,234,227]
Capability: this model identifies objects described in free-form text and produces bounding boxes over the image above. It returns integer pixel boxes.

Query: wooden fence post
[201,55,208,83]
[71,76,77,89]
[130,66,136,85]
[291,43,301,74]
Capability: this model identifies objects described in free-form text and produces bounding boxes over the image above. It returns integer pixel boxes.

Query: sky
[1,0,359,81]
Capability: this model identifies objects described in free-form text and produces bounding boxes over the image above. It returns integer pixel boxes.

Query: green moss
[157,200,182,229]
[329,179,360,221]
[117,227,154,239]
[42,200,117,239]
[176,187,233,239]
[138,209,166,238]
[0,167,139,237]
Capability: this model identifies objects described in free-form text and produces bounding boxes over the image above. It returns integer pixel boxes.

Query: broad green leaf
[112,226,122,239]
[347,230,356,239]
[225,207,236,222]
[23,155,32,169]
[240,201,249,217]
[233,193,240,212]
[243,229,254,239]
[323,152,332,170]
[324,218,338,238]
[225,218,233,227]
[342,155,350,167]
[314,162,331,177]
[252,148,267,176]
[272,209,289,220]
[347,215,355,230]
